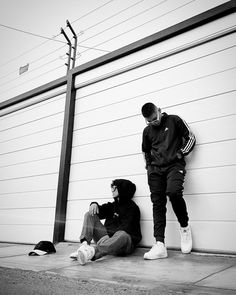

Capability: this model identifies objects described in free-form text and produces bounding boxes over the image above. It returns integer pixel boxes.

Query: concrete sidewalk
[0,242,236,294]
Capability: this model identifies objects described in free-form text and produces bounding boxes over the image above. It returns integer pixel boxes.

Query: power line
[78,0,195,55]
[0,40,109,83]
[0,0,116,69]
[71,0,115,24]
[77,45,111,53]
[77,0,167,45]
[0,23,66,44]
[0,0,142,82]
[75,0,144,35]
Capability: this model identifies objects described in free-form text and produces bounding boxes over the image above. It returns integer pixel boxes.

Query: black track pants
[147,163,189,243]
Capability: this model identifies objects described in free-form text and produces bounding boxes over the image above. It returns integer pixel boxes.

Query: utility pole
[61,20,78,72]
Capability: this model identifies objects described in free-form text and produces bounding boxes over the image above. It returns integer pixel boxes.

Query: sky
[0,0,114,69]
[0,0,121,99]
[0,0,228,101]
[0,0,97,61]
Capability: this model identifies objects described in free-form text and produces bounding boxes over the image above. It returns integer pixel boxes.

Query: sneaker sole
[69,252,78,260]
[144,253,168,260]
[181,249,192,254]
[77,250,87,265]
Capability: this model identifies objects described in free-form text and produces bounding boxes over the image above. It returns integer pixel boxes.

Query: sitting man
[70,179,142,265]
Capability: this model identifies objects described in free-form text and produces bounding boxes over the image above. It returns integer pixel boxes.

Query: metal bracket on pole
[66,20,78,69]
[61,28,72,73]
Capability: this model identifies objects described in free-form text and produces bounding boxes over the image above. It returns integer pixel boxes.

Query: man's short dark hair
[141,102,156,117]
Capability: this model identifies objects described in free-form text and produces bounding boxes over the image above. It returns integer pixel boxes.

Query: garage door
[65,13,236,254]
[0,87,66,243]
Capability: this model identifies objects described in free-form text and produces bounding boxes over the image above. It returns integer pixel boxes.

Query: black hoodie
[92,179,142,246]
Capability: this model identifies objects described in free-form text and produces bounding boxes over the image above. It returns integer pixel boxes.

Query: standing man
[141,102,196,260]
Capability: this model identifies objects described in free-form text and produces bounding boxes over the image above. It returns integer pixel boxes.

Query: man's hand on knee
[89,203,99,216]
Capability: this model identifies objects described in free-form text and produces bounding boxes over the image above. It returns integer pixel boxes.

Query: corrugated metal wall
[65,13,236,253]
[0,87,66,243]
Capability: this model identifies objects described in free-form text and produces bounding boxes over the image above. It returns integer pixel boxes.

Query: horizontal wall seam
[0,125,63,145]
[0,224,53,226]
[70,152,141,164]
[73,132,141,147]
[73,110,236,134]
[68,164,236,183]
[141,219,236,222]
[65,218,236,223]
[67,191,236,202]
[70,153,236,170]
[0,189,56,196]
[72,133,236,150]
[0,140,62,156]
[69,145,236,165]
[0,206,55,210]
[0,111,64,133]
[0,156,60,169]
[0,172,59,182]
[0,95,65,121]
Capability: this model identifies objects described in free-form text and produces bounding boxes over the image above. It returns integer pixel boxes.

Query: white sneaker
[69,251,79,260]
[77,244,95,265]
[69,241,88,260]
[143,242,168,260]
[180,226,192,254]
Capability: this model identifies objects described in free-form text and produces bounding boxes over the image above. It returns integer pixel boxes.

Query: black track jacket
[142,113,196,167]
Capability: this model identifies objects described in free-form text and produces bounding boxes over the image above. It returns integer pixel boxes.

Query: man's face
[145,108,162,126]
[111,185,119,199]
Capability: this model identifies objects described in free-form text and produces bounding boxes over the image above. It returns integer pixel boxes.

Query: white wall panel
[136,193,236,222]
[0,112,64,143]
[0,127,63,155]
[76,42,236,105]
[0,142,61,167]
[0,174,58,195]
[0,94,65,131]
[0,91,65,243]
[0,225,54,244]
[75,24,236,95]
[0,208,55,225]
[0,191,57,209]
[65,14,236,253]
[65,220,83,242]
[185,166,236,195]
[0,158,60,180]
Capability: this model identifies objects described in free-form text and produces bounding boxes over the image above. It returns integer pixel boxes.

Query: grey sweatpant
[80,212,134,259]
